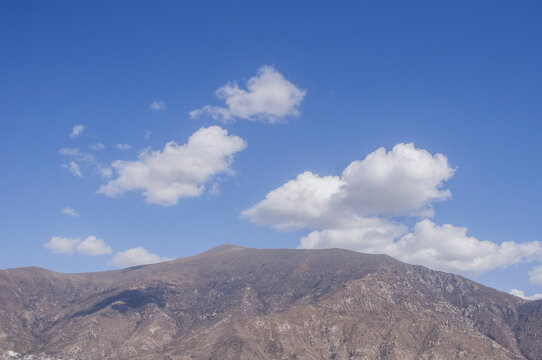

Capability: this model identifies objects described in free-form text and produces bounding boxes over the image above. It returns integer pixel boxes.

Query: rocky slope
[0,245,541,359]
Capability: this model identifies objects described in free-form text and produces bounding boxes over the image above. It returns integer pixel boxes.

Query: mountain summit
[0,246,541,359]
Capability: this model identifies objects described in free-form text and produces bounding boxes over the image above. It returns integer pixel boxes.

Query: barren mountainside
[0,245,541,359]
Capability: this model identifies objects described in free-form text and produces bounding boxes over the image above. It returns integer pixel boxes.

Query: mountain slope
[0,245,541,359]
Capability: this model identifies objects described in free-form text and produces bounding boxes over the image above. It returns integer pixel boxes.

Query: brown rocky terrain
[0,245,541,359]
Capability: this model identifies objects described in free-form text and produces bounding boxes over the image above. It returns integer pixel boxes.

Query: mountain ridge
[0,245,541,359]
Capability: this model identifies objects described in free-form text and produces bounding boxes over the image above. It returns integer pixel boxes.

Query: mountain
[0,245,541,359]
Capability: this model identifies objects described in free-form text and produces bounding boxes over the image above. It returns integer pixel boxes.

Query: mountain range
[1,245,541,359]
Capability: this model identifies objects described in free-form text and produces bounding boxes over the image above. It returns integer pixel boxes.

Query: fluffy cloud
[44,237,80,254]
[116,143,132,150]
[299,218,408,254]
[509,289,542,301]
[245,143,542,277]
[45,236,112,256]
[395,220,542,275]
[61,207,80,217]
[98,126,246,205]
[190,66,306,123]
[70,125,85,138]
[110,247,169,268]
[150,100,166,110]
[76,236,112,255]
[340,144,454,217]
[300,219,542,276]
[243,171,344,230]
[243,143,454,229]
[529,265,542,286]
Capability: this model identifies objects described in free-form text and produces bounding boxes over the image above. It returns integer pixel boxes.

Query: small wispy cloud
[70,125,86,138]
[91,142,106,150]
[59,147,110,178]
[68,161,82,177]
[150,100,166,111]
[61,207,80,217]
[59,147,80,156]
[116,143,132,150]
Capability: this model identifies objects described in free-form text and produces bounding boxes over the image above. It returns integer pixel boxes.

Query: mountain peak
[207,243,246,252]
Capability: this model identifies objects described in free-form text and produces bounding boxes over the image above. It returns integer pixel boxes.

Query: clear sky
[1,1,541,298]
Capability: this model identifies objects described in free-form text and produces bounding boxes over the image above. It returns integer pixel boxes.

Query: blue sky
[1,1,541,298]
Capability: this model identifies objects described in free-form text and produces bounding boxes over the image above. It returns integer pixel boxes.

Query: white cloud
[91,142,106,150]
[396,220,541,275]
[68,161,82,177]
[529,265,542,286]
[44,237,80,254]
[61,207,80,217]
[76,236,112,255]
[300,219,542,277]
[190,66,306,123]
[70,125,85,138]
[110,247,169,268]
[299,218,408,254]
[116,143,132,150]
[243,171,344,230]
[150,100,166,110]
[340,143,454,217]
[243,143,454,229]
[245,143,542,277]
[98,126,247,205]
[45,236,112,256]
[509,289,542,301]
